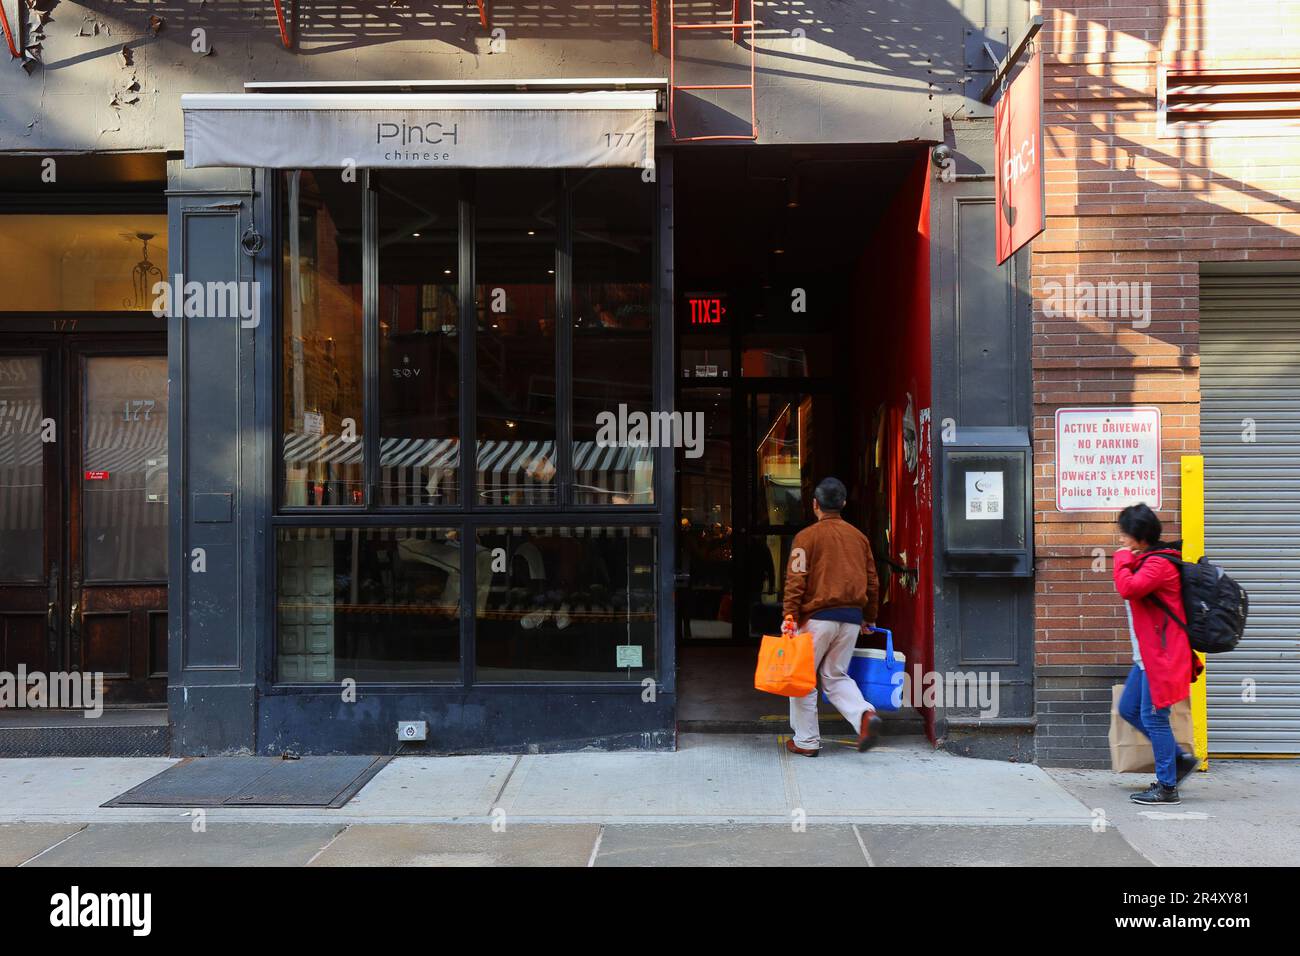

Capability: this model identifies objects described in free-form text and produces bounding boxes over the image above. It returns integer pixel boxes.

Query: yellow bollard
[1181,455,1209,771]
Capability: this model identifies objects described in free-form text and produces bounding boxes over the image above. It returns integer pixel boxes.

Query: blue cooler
[823,627,906,711]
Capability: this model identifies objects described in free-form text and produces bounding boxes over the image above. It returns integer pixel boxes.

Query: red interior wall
[847,153,935,741]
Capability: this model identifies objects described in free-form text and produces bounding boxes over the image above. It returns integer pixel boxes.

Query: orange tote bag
[754,630,817,697]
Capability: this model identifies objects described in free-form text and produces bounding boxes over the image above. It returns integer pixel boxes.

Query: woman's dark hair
[1117,503,1162,547]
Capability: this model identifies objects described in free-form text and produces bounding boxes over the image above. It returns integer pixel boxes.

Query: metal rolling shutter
[1200,270,1300,754]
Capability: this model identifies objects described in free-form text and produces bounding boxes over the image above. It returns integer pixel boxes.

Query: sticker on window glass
[616,645,643,668]
[145,457,167,503]
[965,471,1004,521]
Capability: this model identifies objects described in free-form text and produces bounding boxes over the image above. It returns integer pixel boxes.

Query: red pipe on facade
[271,0,292,49]
[0,0,20,60]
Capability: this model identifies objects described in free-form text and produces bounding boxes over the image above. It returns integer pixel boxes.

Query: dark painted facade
[1,1,1036,757]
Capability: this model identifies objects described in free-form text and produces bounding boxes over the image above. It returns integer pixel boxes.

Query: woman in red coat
[1113,503,1203,805]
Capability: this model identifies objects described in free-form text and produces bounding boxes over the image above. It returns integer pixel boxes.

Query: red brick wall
[1031,0,1300,669]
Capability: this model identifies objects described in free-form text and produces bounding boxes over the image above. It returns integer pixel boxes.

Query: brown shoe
[857,712,883,752]
[785,738,819,758]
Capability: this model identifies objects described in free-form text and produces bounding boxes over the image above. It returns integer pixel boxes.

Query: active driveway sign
[1055,406,1162,512]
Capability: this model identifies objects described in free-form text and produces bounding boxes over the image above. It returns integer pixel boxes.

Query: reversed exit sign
[682,291,729,327]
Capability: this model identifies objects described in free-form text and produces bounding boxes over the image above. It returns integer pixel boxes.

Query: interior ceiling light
[122,231,163,309]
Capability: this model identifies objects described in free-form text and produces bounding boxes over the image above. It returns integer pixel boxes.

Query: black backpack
[1139,551,1248,654]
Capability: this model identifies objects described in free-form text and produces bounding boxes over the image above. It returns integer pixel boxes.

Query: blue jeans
[1118,664,1182,788]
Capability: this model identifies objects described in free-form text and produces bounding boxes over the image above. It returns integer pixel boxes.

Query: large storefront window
[281,170,364,506]
[474,171,559,506]
[276,527,461,682]
[275,168,660,685]
[572,170,655,505]
[474,526,657,682]
[377,171,461,506]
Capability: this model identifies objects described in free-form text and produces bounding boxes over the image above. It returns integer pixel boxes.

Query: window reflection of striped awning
[0,466,42,535]
[1,407,168,538]
[573,441,654,503]
[0,406,167,473]
[381,437,460,470]
[0,399,46,467]
[278,526,455,542]
[81,413,169,579]
[479,526,655,539]
[276,526,653,541]
[283,431,365,466]
[280,434,653,504]
[282,434,465,468]
[84,414,168,476]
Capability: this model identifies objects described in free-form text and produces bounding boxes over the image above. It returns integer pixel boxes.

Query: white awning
[181,91,657,170]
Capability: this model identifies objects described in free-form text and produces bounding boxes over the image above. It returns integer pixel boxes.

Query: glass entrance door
[678,386,735,640]
[677,385,834,643]
[0,352,56,680]
[0,336,167,705]
[744,390,835,639]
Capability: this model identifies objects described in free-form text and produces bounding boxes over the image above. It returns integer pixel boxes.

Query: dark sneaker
[1176,751,1199,785]
[857,712,883,752]
[785,738,818,758]
[1130,782,1181,805]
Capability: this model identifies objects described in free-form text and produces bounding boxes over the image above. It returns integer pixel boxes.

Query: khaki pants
[789,619,874,751]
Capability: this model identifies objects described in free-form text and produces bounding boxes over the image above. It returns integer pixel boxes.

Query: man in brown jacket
[781,477,883,756]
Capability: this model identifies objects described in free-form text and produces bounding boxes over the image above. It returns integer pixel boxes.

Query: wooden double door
[0,332,168,704]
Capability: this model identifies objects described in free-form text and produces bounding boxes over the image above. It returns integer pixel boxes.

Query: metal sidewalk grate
[103,755,391,808]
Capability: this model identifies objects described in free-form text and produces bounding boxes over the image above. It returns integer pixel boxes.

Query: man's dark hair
[1117,503,1162,547]
[814,477,848,513]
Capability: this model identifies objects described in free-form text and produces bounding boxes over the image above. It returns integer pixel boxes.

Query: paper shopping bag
[754,630,817,698]
[1108,683,1195,773]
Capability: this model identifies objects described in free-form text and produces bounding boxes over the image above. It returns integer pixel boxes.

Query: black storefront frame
[262,159,676,713]
[272,167,665,518]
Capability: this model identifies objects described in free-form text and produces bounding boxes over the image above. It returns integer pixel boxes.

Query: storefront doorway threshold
[676,645,927,736]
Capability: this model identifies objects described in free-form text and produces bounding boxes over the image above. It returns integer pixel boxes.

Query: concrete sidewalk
[0,735,1090,826]
[1047,758,1300,867]
[3,821,1153,867]
[0,735,1292,865]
